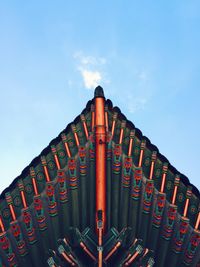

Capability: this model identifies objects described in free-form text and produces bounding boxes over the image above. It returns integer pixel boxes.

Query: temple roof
[1,87,199,200]
[0,87,199,267]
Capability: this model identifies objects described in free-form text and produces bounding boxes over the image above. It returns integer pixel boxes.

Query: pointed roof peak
[94,85,104,98]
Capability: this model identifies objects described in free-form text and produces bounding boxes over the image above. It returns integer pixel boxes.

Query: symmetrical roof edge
[0,86,199,201]
[108,102,199,198]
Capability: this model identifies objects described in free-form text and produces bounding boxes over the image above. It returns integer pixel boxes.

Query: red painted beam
[95,87,106,231]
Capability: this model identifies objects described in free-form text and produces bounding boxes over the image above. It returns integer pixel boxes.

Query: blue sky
[0,1,200,193]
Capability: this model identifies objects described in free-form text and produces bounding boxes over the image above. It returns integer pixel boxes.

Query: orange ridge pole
[51,145,61,169]
[61,133,71,158]
[98,228,103,266]
[171,174,180,205]
[81,114,89,139]
[97,211,103,267]
[95,87,106,230]
[30,167,39,195]
[94,87,106,267]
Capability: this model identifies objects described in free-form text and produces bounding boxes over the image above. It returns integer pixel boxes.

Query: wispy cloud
[79,69,102,89]
[73,51,107,89]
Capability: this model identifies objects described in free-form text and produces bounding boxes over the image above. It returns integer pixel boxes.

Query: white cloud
[80,69,102,89]
[74,51,107,89]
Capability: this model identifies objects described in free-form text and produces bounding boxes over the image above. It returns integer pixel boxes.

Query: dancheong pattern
[0,87,199,267]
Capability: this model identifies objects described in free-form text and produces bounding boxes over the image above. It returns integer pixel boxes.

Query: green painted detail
[24,183,33,195]
[10,220,28,256]
[2,208,11,220]
[177,192,185,203]
[134,146,140,155]
[172,217,189,254]
[142,180,154,214]
[47,160,56,170]
[166,180,172,190]
[0,232,17,265]
[112,144,122,175]
[13,196,21,207]
[58,149,66,159]
[46,182,58,217]
[152,193,166,228]
[142,147,152,178]
[161,204,177,240]
[144,156,151,166]
[57,170,68,203]
[183,230,200,265]
[36,171,45,182]
[33,195,47,231]
[22,207,37,245]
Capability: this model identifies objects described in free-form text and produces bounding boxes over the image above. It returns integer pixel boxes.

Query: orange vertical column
[94,86,106,267]
[95,86,106,229]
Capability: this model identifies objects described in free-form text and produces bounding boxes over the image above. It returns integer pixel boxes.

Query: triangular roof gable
[0,86,199,267]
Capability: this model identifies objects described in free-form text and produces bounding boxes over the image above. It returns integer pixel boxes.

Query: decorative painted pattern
[47,160,56,171]
[89,134,95,160]
[0,232,17,266]
[172,217,189,254]
[36,171,45,182]
[58,149,66,159]
[142,179,154,214]
[57,170,68,203]
[183,230,200,266]
[106,133,112,160]
[68,158,78,189]
[162,204,177,240]
[10,221,27,256]
[122,157,132,187]
[22,208,37,244]
[112,144,122,174]
[33,195,47,231]
[152,193,166,228]
[2,208,11,220]
[46,182,58,217]
[79,146,87,176]
[131,168,143,200]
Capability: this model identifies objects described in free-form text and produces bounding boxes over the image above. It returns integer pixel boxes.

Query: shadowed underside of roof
[0,86,199,267]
